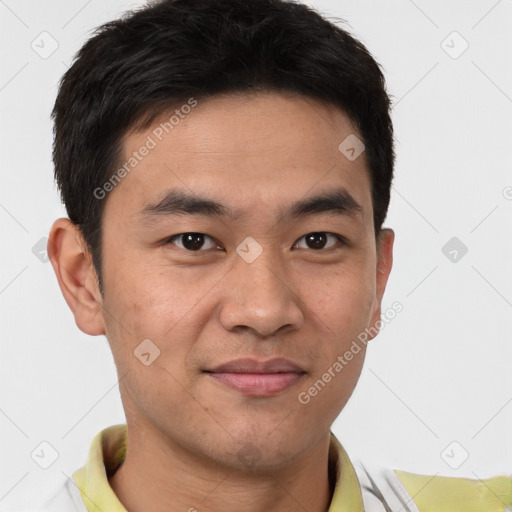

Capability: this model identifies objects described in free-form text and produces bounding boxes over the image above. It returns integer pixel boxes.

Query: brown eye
[294,232,341,250]
[168,233,218,251]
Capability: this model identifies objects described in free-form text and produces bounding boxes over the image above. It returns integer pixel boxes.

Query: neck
[109,425,334,512]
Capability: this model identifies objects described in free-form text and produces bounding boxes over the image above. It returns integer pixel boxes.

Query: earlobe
[48,218,105,336]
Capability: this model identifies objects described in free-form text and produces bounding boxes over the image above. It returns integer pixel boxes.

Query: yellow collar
[72,424,364,512]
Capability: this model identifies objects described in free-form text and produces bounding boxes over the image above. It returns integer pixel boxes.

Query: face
[54,91,393,471]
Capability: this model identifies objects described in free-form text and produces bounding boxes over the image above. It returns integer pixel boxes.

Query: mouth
[203,358,306,397]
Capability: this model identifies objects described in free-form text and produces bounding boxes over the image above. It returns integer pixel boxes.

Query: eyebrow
[138,187,363,223]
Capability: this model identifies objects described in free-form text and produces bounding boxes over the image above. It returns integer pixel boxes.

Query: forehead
[104,92,372,222]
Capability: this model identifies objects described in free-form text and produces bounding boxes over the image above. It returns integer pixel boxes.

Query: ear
[368,228,394,339]
[48,218,105,336]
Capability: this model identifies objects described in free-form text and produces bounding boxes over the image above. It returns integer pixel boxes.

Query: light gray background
[1,0,511,510]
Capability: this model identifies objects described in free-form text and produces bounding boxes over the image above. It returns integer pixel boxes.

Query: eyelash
[165,232,345,252]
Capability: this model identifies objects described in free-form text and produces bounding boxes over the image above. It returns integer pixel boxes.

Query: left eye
[167,233,219,251]
[293,232,342,250]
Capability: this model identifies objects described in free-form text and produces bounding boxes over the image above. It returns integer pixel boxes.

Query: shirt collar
[73,424,127,512]
[73,424,364,512]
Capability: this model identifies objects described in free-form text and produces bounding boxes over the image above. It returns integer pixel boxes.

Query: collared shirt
[38,424,512,512]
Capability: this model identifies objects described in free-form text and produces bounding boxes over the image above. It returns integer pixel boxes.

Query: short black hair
[52,0,394,294]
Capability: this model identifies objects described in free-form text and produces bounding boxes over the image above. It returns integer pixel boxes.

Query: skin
[48,91,394,512]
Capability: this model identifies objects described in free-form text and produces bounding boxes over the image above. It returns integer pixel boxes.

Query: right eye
[166,232,220,251]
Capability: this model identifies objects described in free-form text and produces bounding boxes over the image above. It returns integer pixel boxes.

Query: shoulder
[393,468,512,512]
[36,478,88,512]
[354,461,512,512]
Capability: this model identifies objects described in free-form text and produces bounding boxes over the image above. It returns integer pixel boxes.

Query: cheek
[101,260,223,381]
[302,265,376,333]
[294,263,374,404]
[102,253,210,334]
[298,345,367,429]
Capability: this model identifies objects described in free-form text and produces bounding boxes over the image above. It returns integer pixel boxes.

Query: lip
[204,358,306,397]
[208,358,304,374]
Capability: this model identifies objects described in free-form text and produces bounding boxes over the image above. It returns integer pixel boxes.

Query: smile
[204,358,306,397]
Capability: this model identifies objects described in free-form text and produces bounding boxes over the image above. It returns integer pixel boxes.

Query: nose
[218,252,304,338]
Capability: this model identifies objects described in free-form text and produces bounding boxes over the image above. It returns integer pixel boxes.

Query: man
[42,0,511,510]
